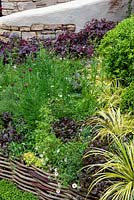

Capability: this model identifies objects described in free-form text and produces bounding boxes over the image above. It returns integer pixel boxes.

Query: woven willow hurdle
[0,153,93,200]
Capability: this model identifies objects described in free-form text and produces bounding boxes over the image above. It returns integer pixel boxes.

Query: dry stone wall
[2,0,73,16]
[0,23,75,41]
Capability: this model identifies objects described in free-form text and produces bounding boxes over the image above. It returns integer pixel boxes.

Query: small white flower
[13,65,17,69]
[39,154,43,158]
[54,168,58,172]
[72,183,77,189]
[56,188,60,194]
[64,157,67,163]
[58,94,63,98]
[54,171,59,177]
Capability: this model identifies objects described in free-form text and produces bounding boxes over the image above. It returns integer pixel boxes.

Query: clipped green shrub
[120,82,134,113]
[98,16,134,85]
[0,180,38,200]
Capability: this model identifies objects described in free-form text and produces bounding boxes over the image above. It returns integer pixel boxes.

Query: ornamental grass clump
[87,107,134,140]
[85,136,134,200]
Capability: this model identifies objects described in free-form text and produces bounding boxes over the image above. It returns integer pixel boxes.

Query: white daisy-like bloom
[13,65,17,69]
[54,171,59,177]
[54,168,58,172]
[39,154,43,158]
[72,183,77,189]
[56,188,61,194]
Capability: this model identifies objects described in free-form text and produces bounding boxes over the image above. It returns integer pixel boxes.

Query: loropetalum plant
[0,112,23,155]
[53,117,80,142]
[0,34,38,64]
[43,19,116,58]
[0,19,116,63]
[80,137,110,198]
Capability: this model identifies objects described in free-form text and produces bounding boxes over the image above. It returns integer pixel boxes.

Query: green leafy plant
[0,50,98,127]
[50,141,87,186]
[85,136,134,200]
[0,180,38,200]
[33,104,88,186]
[120,82,134,114]
[98,16,134,85]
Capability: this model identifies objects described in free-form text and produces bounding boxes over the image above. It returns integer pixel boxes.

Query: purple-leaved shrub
[0,19,116,63]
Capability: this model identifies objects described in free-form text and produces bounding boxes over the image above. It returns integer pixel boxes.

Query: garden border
[0,153,93,200]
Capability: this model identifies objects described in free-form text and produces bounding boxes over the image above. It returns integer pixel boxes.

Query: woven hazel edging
[0,153,92,200]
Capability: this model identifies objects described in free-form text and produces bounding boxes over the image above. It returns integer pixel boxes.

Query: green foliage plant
[0,49,99,158]
[33,104,88,186]
[98,16,134,85]
[120,82,134,114]
[0,50,98,126]
[0,180,38,200]
[85,136,134,200]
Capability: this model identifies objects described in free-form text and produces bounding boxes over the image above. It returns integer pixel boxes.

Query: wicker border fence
[0,153,94,200]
